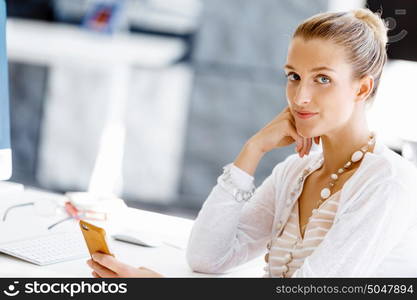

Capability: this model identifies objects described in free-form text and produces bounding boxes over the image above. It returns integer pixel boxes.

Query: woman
[87,8,417,277]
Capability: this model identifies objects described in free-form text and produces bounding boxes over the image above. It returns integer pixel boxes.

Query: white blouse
[186,134,417,277]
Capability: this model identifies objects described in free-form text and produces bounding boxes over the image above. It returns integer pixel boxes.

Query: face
[284,37,364,139]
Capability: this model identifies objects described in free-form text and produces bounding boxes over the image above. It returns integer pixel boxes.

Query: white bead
[351,150,363,162]
[320,188,331,199]
[338,168,344,174]
[344,161,351,168]
[330,173,338,180]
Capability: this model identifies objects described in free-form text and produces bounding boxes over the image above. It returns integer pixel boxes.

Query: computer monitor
[0,0,12,180]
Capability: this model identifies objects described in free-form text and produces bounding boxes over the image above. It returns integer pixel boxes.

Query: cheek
[307,86,335,114]
[313,83,350,104]
[317,88,355,121]
[311,85,348,116]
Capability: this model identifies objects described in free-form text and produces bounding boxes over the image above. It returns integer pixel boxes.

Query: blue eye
[317,75,330,84]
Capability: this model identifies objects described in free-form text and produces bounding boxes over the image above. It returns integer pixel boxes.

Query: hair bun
[352,8,388,46]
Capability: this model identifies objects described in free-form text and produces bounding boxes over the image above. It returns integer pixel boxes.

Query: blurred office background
[5,0,417,219]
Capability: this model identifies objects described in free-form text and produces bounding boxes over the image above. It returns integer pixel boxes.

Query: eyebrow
[284,64,336,73]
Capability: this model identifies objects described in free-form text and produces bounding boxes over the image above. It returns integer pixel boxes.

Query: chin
[295,126,316,138]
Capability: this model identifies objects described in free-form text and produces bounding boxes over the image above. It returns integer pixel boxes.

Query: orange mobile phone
[79,220,114,258]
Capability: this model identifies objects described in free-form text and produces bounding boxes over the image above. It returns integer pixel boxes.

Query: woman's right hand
[234,106,320,176]
[248,106,320,156]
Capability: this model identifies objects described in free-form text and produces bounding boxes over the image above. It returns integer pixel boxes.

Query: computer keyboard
[0,231,89,266]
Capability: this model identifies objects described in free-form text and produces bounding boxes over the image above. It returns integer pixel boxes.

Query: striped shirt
[263,190,341,277]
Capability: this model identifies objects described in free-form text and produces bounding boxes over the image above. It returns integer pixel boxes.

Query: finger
[286,125,302,151]
[306,138,312,155]
[92,253,127,275]
[296,136,302,155]
[297,137,304,157]
[92,271,100,278]
[295,136,301,151]
[137,266,163,278]
[89,259,118,278]
[301,137,308,157]
[297,136,304,153]
[302,137,310,157]
[86,259,93,268]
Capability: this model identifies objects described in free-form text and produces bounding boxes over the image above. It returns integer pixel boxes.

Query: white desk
[0,184,264,278]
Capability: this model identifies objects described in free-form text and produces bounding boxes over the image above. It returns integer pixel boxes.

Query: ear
[355,74,374,102]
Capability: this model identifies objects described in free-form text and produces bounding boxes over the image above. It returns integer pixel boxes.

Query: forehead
[286,37,350,73]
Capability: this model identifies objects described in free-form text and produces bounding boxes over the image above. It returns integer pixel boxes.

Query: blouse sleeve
[186,155,296,274]
[291,179,416,277]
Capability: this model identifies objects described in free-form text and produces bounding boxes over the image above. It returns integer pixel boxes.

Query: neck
[317,113,374,177]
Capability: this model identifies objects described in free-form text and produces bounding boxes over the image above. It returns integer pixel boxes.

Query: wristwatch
[217,163,256,203]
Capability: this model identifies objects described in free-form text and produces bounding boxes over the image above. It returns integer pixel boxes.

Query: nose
[293,83,312,106]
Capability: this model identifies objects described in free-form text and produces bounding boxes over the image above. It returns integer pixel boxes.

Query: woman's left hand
[86,253,164,278]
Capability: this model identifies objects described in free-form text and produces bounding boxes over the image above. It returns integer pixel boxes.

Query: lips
[295,110,318,119]
[297,110,317,114]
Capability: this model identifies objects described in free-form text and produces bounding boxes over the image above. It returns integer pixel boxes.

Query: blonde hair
[293,8,389,104]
